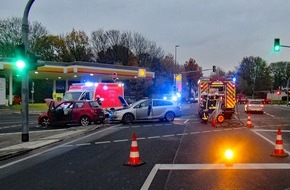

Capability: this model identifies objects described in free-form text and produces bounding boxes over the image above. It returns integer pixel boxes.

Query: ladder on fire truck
[208,98,224,126]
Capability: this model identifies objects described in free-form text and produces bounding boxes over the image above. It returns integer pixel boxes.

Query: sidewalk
[0,125,102,161]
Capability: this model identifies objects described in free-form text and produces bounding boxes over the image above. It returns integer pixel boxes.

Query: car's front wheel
[164,111,175,122]
[122,113,134,124]
[40,117,49,127]
[80,116,91,126]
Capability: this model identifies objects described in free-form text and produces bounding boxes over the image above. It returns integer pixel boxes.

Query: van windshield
[63,92,82,101]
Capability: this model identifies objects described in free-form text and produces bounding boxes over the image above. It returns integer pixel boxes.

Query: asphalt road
[0,104,290,189]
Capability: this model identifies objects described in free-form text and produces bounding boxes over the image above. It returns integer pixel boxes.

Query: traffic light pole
[273,39,290,106]
[21,0,35,142]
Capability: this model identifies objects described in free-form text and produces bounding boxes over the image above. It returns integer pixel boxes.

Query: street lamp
[175,45,179,74]
[174,45,179,91]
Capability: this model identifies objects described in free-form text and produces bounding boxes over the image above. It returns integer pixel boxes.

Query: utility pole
[21,0,35,142]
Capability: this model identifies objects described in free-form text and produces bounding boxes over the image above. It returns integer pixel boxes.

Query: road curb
[0,127,96,161]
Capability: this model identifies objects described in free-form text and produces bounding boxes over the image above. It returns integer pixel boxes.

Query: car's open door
[47,100,56,124]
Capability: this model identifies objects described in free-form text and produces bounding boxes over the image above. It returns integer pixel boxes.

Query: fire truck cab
[197,77,236,123]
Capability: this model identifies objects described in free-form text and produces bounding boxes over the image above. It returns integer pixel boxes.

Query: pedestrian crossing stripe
[141,163,290,190]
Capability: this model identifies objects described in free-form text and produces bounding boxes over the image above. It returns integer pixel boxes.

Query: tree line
[0,17,289,100]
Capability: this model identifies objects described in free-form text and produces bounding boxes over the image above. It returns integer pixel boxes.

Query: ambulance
[62,82,126,109]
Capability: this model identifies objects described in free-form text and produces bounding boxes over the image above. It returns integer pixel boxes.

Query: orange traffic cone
[246,113,253,128]
[124,133,145,166]
[271,128,289,157]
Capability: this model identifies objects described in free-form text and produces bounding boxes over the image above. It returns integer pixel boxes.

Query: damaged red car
[38,100,105,127]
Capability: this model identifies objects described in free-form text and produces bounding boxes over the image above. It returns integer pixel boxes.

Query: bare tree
[0,17,48,57]
[90,29,163,66]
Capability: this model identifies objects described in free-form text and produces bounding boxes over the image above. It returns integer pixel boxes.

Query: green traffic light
[16,60,26,70]
[274,38,280,52]
[274,45,280,52]
[14,44,27,71]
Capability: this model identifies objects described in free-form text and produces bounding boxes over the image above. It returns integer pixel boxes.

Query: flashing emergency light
[172,96,177,101]
[224,149,234,166]
[163,96,168,100]
[103,85,108,90]
[85,82,94,87]
[176,92,181,98]
[224,149,234,160]
[232,77,236,83]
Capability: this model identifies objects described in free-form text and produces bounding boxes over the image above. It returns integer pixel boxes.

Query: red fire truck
[197,77,236,122]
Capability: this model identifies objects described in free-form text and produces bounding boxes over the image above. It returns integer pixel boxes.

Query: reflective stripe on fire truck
[200,82,209,94]
[225,82,236,108]
[210,81,223,87]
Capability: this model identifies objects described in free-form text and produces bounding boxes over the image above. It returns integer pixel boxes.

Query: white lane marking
[269,124,289,127]
[113,139,129,143]
[60,144,74,147]
[95,141,111,145]
[253,129,290,132]
[176,133,187,136]
[147,136,160,139]
[159,163,290,170]
[162,134,175,138]
[76,143,91,146]
[141,164,161,190]
[224,128,233,131]
[93,128,235,144]
[264,112,275,118]
[184,119,189,124]
[251,130,290,155]
[141,163,290,190]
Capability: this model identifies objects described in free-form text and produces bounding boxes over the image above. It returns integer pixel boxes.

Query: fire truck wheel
[217,114,225,123]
